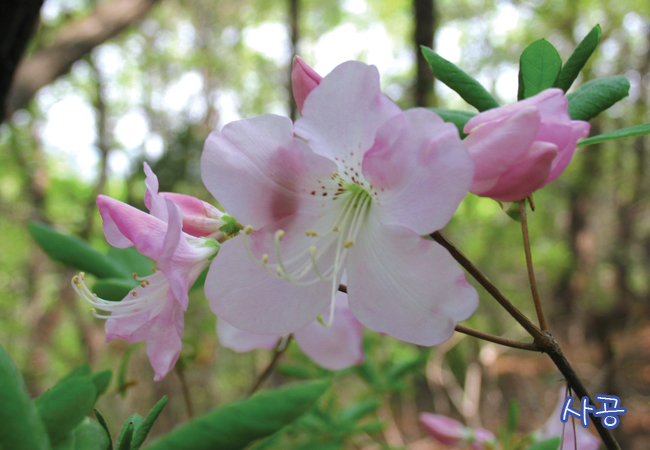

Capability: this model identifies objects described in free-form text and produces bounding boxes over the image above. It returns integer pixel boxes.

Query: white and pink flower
[73,163,222,381]
[201,59,478,347]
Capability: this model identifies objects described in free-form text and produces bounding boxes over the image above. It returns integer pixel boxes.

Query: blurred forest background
[1,0,649,448]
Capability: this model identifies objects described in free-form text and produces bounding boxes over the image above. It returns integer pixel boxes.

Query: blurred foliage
[1,0,650,448]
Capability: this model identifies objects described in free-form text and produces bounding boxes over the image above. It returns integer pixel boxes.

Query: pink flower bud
[419,413,469,447]
[291,55,323,114]
[463,88,590,202]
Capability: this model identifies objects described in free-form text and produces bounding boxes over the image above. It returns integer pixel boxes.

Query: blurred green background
[1,0,649,448]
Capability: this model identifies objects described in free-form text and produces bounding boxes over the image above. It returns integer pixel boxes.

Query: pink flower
[218,292,363,370]
[419,413,495,449]
[292,56,323,114]
[540,390,601,450]
[73,164,221,381]
[201,60,477,346]
[463,88,590,202]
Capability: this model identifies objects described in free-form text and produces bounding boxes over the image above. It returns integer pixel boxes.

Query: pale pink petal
[295,61,400,164]
[347,217,478,346]
[217,319,279,352]
[291,56,322,114]
[201,114,338,229]
[362,108,474,234]
[294,293,364,370]
[541,390,601,450]
[160,192,224,238]
[206,214,334,334]
[143,162,168,221]
[464,107,540,192]
[478,141,557,202]
[419,413,468,447]
[545,120,591,185]
[97,195,167,259]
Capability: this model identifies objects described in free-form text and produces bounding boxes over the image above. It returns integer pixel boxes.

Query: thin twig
[248,335,292,396]
[454,325,538,351]
[431,231,542,337]
[432,231,621,450]
[175,365,194,418]
[519,200,548,331]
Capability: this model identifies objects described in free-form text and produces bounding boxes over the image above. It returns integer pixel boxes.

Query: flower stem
[454,325,537,351]
[248,335,292,396]
[175,365,194,418]
[519,200,548,332]
[431,231,621,450]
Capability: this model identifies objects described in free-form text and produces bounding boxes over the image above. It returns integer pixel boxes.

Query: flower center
[73,271,169,319]
[242,183,372,321]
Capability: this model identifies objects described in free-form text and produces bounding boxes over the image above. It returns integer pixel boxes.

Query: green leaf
[527,436,561,450]
[555,24,602,92]
[94,409,113,450]
[117,346,139,397]
[428,108,476,137]
[116,422,135,450]
[106,247,154,279]
[145,380,329,450]
[131,397,168,450]
[338,398,381,424]
[420,46,500,112]
[578,122,650,146]
[34,377,97,444]
[60,365,92,382]
[517,39,562,100]
[52,418,111,450]
[0,344,50,450]
[567,76,630,121]
[505,202,521,222]
[92,277,138,302]
[29,222,127,279]
[507,399,519,433]
[92,370,113,397]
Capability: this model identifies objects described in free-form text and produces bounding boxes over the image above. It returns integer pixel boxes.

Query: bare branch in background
[412,0,436,107]
[5,0,160,120]
[0,0,44,123]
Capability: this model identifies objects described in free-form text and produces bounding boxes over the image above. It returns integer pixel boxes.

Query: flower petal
[464,107,540,192]
[97,195,167,259]
[478,141,557,202]
[295,61,400,165]
[160,192,224,238]
[346,217,478,346]
[294,292,364,370]
[217,319,280,352]
[205,214,334,335]
[545,120,591,185]
[291,56,322,114]
[143,162,168,221]
[362,108,474,234]
[202,114,338,229]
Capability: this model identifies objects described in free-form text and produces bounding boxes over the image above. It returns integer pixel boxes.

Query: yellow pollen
[262,254,269,263]
[344,240,354,248]
[152,267,157,272]
[276,230,285,240]
[140,282,146,288]
[276,267,283,276]
[131,291,137,297]
[73,275,79,284]
[132,272,138,279]
[333,226,339,232]
[80,272,86,280]
[244,225,254,234]
[145,279,150,285]
[305,229,318,237]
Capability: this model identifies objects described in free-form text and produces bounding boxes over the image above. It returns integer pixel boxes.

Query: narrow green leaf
[52,418,111,450]
[527,436,561,450]
[145,380,329,450]
[116,423,135,450]
[578,122,650,146]
[338,398,381,424]
[428,108,476,137]
[34,377,97,444]
[94,409,114,450]
[567,76,630,121]
[117,346,139,397]
[131,397,168,450]
[29,222,127,279]
[507,399,519,433]
[60,365,92,382]
[106,247,154,279]
[505,202,521,222]
[517,39,562,100]
[0,344,50,450]
[420,46,500,112]
[92,370,113,397]
[386,352,428,383]
[91,277,138,302]
[556,24,602,92]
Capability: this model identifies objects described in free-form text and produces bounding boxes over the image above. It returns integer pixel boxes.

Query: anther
[276,230,285,240]
[344,240,354,248]
[244,225,254,234]
[262,254,269,264]
[131,291,137,297]
[333,226,339,232]
[132,272,138,279]
[140,282,146,288]
[145,279,150,285]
